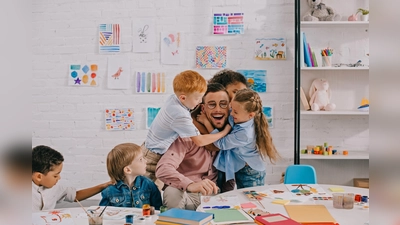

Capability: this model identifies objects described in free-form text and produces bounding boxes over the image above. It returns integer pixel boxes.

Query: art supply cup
[322,56,332,67]
[343,193,355,209]
[332,193,344,209]
[142,204,151,216]
[125,214,134,224]
[88,212,103,225]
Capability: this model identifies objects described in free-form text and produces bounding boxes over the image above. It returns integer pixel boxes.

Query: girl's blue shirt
[212,116,265,181]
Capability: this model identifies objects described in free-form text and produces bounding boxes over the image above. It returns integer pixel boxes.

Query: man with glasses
[155,83,230,210]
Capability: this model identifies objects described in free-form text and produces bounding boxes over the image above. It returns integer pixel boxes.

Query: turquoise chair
[284,165,317,184]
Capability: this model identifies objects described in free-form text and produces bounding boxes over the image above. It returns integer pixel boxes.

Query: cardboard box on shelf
[353,178,369,188]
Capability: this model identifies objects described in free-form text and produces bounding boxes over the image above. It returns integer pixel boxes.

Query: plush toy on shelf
[309,78,336,111]
[303,0,341,21]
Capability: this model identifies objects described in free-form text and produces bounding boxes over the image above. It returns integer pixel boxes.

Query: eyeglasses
[204,101,229,109]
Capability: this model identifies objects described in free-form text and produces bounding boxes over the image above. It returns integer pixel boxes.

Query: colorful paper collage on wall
[133,19,156,52]
[136,71,166,93]
[105,108,135,131]
[161,32,184,64]
[237,70,266,92]
[99,24,120,53]
[262,106,274,128]
[196,46,227,68]
[32,209,74,225]
[146,107,161,129]
[255,38,286,60]
[68,64,98,86]
[213,12,244,34]
[107,56,131,89]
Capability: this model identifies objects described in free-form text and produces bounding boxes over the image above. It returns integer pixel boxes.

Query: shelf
[301,21,369,27]
[300,110,369,115]
[301,67,369,71]
[301,151,369,160]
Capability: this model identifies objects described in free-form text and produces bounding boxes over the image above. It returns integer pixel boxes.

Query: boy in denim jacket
[100,143,162,210]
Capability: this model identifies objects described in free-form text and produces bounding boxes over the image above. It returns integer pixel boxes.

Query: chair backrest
[284,164,317,184]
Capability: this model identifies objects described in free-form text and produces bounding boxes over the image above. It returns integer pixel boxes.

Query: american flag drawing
[99,24,120,53]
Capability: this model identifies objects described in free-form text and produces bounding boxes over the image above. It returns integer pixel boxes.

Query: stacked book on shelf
[155,208,214,225]
[301,32,318,67]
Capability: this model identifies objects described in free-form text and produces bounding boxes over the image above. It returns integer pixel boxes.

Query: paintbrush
[76,198,95,223]
[251,193,265,209]
[99,205,108,217]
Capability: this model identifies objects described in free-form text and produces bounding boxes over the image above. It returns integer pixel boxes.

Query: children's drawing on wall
[107,56,130,89]
[146,107,161,129]
[68,64,98,86]
[105,108,135,131]
[262,106,274,128]
[196,46,227,69]
[254,38,286,60]
[32,209,74,225]
[133,19,155,52]
[213,12,244,34]
[136,71,166,93]
[237,70,266,93]
[161,32,184,64]
[99,24,120,53]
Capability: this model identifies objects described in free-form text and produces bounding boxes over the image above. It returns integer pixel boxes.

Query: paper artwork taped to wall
[146,107,161,129]
[107,56,130,89]
[262,106,274,128]
[196,46,227,69]
[68,64,98,86]
[32,209,74,225]
[237,70,266,93]
[136,71,166,93]
[254,38,286,60]
[133,19,156,52]
[99,24,120,53]
[161,32,184,64]
[105,108,135,131]
[213,12,244,34]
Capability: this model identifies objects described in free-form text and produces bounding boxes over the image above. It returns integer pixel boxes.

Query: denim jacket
[99,176,162,210]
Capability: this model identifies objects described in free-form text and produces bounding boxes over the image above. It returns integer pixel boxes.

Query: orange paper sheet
[284,205,336,223]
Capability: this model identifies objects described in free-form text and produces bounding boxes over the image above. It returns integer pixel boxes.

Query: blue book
[158,208,214,225]
[303,32,312,67]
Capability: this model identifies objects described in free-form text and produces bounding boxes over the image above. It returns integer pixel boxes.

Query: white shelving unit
[301,151,369,160]
[297,0,370,186]
[300,110,368,115]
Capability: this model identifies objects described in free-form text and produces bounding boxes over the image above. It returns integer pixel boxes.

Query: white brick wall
[32,0,369,193]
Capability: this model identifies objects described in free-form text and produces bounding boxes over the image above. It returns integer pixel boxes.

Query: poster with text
[68,64,98,86]
[213,12,244,34]
[161,32,184,64]
[107,56,130,89]
[132,19,156,52]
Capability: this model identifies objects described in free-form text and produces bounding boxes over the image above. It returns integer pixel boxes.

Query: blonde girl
[198,88,279,189]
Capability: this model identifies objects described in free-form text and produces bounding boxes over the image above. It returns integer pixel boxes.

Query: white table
[208,184,369,225]
[38,184,368,225]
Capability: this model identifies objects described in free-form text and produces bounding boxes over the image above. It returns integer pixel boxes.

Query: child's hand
[196,111,208,125]
[103,180,115,188]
